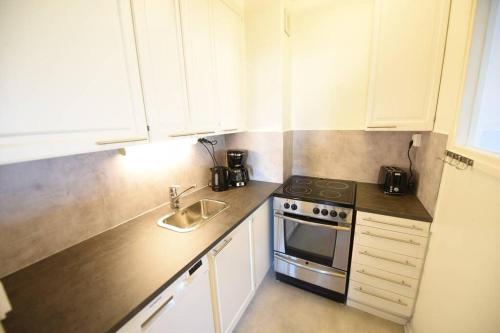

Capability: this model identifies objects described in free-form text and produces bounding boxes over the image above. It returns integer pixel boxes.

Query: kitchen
[0,0,499,332]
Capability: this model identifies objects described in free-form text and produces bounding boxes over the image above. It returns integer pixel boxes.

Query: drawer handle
[223,128,238,132]
[362,217,424,231]
[355,286,407,306]
[275,253,346,278]
[95,137,147,145]
[212,237,233,255]
[356,269,412,288]
[358,250,416,267]
[361,231,420,246]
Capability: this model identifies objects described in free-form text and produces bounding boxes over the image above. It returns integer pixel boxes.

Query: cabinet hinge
[146,125,150,132]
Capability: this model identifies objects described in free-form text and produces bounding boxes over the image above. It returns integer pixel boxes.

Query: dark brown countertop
[1,181,280,333]
[355,182,433,222]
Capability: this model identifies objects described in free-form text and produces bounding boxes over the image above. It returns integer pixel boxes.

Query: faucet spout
[169,184,197,209]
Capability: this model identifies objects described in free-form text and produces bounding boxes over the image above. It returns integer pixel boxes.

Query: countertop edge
[108,186,279,332]
[355,207,433,223]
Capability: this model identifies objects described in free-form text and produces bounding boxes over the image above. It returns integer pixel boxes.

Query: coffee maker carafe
[227,150,249,187]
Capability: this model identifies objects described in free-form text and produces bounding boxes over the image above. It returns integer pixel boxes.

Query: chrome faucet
[169,184,196,209]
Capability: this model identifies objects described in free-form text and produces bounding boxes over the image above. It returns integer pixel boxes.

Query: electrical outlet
[412,134,422,147]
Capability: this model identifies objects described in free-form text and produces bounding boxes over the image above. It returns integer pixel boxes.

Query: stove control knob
[321,209,328,216]
[284,203,290,209]
[291,204,298,211]
[330,210,337,217]
[339,211,347,219]
[313,207,320,214]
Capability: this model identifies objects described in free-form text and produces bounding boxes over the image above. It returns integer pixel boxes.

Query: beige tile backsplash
[292,130,446,216]
[0,130,445,277]
[0,137,226,278]
[292,131,415,182]
[225,132,285,183]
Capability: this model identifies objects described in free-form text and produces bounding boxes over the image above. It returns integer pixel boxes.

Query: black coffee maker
[227,150,249,187]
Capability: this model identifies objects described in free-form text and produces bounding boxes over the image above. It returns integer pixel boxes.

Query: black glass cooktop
[273,175,356,206]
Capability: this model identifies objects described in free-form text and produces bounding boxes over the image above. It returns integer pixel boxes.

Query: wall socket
[412,134,422,147]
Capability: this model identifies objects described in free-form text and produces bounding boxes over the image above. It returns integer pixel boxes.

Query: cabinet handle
[169,132,196,138]
[196,131,215,135]
[358,250,416,267]
[366,125,397,129]
[141,295,174,329]
[212,237,233,256]
[274,213,351,232]
[355,286,407,306]
[223,128,238,132]
[356,269,412,288]
[95,137,147,145]
[362,217,424,231]
[275,253,346,278]
[361,231,420,246]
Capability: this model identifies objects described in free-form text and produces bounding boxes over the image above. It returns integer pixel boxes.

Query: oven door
[274,212,352,270]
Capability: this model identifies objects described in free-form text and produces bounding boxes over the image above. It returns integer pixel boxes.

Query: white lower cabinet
[209,217,254,333]
[117,256,215,333]
[347,211,431,324]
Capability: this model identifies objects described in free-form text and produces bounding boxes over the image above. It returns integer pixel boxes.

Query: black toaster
[378,166,408,195]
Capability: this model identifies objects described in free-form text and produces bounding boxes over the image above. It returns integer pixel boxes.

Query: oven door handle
[274,253,346,278]
[274,213,351,231]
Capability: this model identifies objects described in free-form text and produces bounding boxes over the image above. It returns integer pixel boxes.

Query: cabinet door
[132,0,190,140]
[365,0,450,131]
[179,0,217,134]
[251,198,273,288]
[210,218,254,333]
[0,0,148,164]
[212,0,245,133]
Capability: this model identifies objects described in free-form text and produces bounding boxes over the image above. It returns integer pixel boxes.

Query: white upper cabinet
[0,0,149,164]
[212,0,245,133]
[131,0,190,139]
[365,0,451,131]
[179,0,218,134]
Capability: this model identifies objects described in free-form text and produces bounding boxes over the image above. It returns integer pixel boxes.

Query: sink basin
[157,199,229,232]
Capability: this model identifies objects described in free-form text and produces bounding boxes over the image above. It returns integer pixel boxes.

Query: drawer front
[348,281,414,318]
[350,263,418,298]
[352,245,423,279]
[356,211,430,237]
[355,225,428,258]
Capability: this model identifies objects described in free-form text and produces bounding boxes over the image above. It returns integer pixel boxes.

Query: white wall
[411,1,500,331]
[290,0,374,130]
[410,164,500,333]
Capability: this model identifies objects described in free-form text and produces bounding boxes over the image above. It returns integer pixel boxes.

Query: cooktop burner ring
[319,189,342,199]
[295,178,313,185]
[284,184,313,195]
[315,180,349,190]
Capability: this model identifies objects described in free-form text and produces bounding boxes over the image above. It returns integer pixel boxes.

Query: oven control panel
[273,197,353,224]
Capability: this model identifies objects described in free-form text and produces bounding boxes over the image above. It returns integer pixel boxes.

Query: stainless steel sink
[157,199,229,232]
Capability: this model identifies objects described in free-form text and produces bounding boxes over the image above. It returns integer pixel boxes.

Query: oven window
[284,219,336,266]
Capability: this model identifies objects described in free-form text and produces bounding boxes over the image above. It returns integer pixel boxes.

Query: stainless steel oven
[273,196,353,300]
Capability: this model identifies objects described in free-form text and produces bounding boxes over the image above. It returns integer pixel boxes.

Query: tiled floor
[235,271,404,333]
